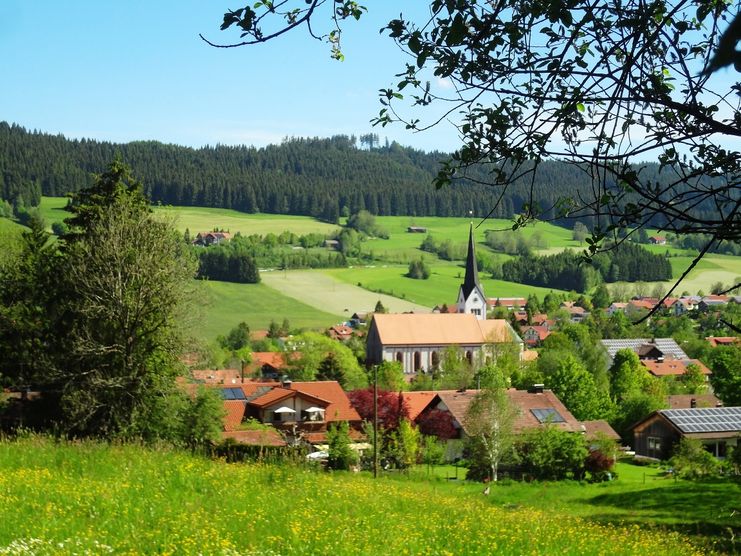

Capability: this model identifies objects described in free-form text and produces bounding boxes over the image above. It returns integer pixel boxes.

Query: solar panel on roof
[531,408,565,424]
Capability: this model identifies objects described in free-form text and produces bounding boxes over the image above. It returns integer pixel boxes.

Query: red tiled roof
[290,381,362,422]
[641,358,712,377]
[252,352,289,369]
[400,391,439,421]
[304,428,366,444]
[238,381,281,398]
[223,400,247,431]
[581,420,620,441]
[706,336,739,348]
[191,368,243,384]
[222,429,287,447]
[522,325,551,341]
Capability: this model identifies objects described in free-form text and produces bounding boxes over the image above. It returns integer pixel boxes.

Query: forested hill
[0,121,633,223]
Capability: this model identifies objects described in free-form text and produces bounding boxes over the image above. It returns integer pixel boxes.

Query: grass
[195,280,341,338]
[0,438,720,555]
[325,264,567,306]
[260,269,431,315]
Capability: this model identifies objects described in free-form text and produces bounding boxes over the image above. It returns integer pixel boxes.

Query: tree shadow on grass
[585,478,741,553]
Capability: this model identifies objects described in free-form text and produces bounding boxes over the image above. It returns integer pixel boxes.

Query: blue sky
[0,1,459,152]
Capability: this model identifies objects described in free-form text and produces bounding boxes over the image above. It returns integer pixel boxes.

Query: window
[431,351,440,370]
[530,408,565,424]
[395,351,403,363]
[472,308,481,316]
[647,436,662,458]
[414,351,422,372]
[466,351,473,365]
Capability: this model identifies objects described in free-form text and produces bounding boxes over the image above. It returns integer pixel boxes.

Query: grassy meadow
[0,438,731,555]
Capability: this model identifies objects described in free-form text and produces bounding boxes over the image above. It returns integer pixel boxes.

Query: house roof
[400,391,440,421]
[435,388,581,435]
[581,420,621,441]
[290,381,362,422]
[304,428,366,444]
[641,358,711,377]
[658,407,741,435]
[706,336,739,347]
[222,429,287,447]
[667,393,722,409]
[223,400,247,431]
[522,325,551,341]
[487,297,527,308]
[600,338,688,363]
[371,313,520,346]
[249,387,330,409]
[191,368,243,384]
[520,350,539,361]
[252,352,289,369]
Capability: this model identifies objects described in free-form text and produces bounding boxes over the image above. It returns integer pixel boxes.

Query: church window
[395,351,403,363]
[466,351,473,365]
[431,351,440,369]
[414,352,422,372]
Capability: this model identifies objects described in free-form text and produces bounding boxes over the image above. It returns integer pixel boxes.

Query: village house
[631,407,741,459]
[327,324,355,342]
[648,236,667,245]
[216,380,362,446]
[520,325,551,348]
[706,336,739,348]
[402,386,584,443]
[192,231,232,247]
[667,393,722,410]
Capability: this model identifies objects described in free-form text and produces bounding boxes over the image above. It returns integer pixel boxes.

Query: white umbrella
[304,407,325,413]
[273,406,296,414]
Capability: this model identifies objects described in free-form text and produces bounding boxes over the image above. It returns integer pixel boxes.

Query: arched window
[395,351,403,363]
[431,351,440,369]
[466,351,473,365]
[414,351,422,372]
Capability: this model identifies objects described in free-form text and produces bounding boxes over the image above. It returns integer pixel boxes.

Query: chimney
[690,398,697,408]
[530,383,545,394]
[282,378,293,389]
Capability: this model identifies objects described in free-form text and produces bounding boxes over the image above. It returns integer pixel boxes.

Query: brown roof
[290,381,362,422]
[436,388,581,435]
[520,350,539,361]
[223,400,247,431]
[667,394,722,409]
[400,391,440,421]
[304,428,366,444]
[249,387,330,409]
[222,429,287,447]
[641,358,711,377]
[487,297,526,308]
[522,325,551,341]
[252,352,289,369]
[371,313,517,346]
[581,420,621,441]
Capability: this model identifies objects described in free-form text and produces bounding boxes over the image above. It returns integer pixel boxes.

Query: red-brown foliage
[347,388,410,430]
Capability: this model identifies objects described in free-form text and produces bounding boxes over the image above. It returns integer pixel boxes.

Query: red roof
[667,394,722,409]
[641,358,711,377]
[290,381,362,422]
[252,352,289,369]
[706,336,739,348]
[304,428,366,444]
[581,420,620,441]
[191,368,243,384]
[222,429,287,447]
[223,400,247,431]
[400,391,439,421]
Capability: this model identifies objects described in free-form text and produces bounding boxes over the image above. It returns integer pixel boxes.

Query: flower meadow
[0,438,712,555]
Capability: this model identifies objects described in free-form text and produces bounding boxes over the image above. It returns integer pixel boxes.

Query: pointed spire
[461,223,481,299]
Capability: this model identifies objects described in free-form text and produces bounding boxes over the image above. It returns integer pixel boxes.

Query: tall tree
[54,162,198,436]
[463,388,517,482]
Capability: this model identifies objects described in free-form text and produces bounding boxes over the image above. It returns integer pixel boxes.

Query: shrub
[669,438,719,479]
[518,426,588,481]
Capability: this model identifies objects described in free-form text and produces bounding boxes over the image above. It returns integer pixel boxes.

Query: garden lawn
[0,439,715,555]
[195,279,341,339]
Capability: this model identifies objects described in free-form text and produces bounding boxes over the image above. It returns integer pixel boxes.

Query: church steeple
[457,223,487,319]
[461,223,481,300]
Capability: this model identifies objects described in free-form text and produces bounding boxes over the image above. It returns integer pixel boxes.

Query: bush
[406,258,430,279]
[669,438,719,479]
[518,426,588,481]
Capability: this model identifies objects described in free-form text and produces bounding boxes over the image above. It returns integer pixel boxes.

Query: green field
[196,280,341,337]
[0,439,727,555]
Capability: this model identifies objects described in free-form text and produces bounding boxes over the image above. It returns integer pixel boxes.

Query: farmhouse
[407,226,427,233]
[216,380,362,445]
[402,387,583,441]
[192,231,231,246]
[631,407,741,459]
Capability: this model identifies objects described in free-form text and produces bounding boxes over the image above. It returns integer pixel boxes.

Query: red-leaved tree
[417,408,458,440]
[347,388,409,431]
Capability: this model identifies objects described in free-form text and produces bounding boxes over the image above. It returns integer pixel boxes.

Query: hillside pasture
[325,264,567,307]
[195,280,341,339]
[260,270,431,316]
[0,439,718,555]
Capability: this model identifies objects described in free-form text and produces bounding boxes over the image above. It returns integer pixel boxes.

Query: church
[366,225,524,374]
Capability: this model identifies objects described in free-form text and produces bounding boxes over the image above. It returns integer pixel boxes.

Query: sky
[0,1,459,152]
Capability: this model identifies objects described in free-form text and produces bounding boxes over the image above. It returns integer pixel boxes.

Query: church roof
[370,313,518,346]
[460,223,482,299]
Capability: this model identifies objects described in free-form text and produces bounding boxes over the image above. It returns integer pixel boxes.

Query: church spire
[460,223,481,299]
